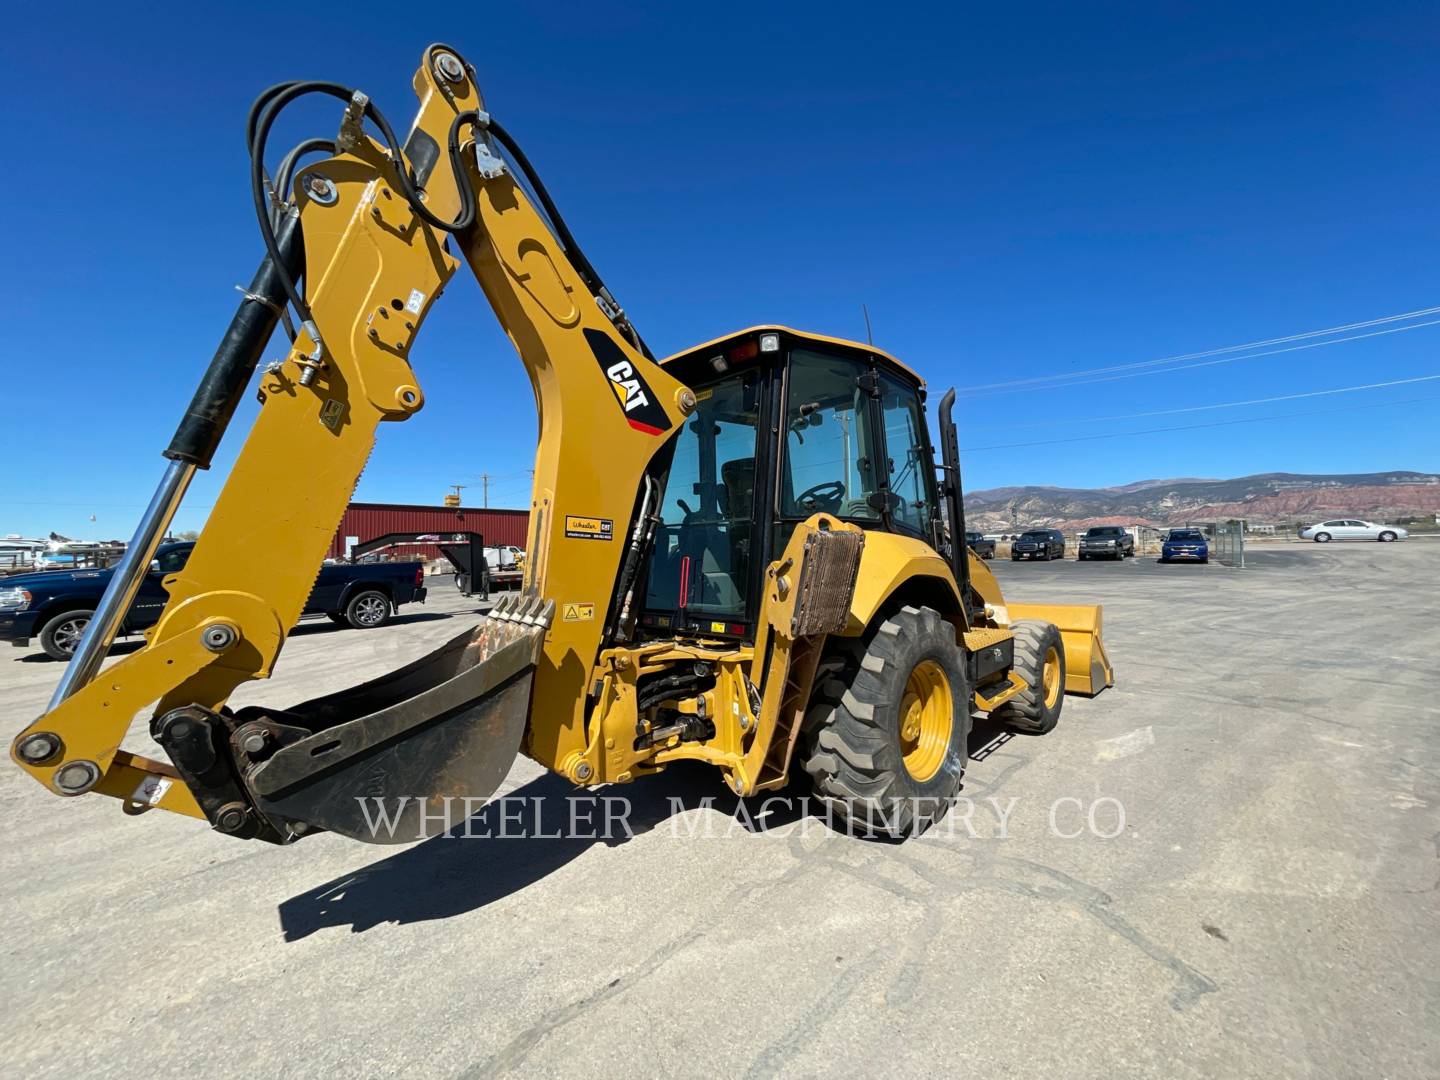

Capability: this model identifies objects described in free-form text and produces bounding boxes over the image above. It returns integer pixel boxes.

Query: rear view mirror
[150,559,162,572]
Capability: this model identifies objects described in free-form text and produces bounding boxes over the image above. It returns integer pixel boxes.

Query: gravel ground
[2,544,1437,1079]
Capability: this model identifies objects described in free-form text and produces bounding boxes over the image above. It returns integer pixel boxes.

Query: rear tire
[991,621,1065,735]
[798,606,970,837]
[39,609,94,661]
[1314,532,1331,543]
[344,589,392,629]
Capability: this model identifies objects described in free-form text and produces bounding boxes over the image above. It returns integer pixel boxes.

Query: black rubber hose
[275,137,337,208]
[248,82,355,328]
[484,119,605,295]
[483,118,654,359]
[246,83,647,356]
[248,85,483,340]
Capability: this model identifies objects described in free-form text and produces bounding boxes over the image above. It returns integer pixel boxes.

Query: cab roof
[662,325,924,388]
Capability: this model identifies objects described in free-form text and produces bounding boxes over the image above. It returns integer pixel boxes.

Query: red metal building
[328,502,530,562]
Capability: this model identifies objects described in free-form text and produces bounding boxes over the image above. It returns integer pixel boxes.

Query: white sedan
[1299,519,1408,543]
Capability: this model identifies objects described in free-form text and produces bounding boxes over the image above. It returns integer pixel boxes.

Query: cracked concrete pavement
[2,542,1437,1078]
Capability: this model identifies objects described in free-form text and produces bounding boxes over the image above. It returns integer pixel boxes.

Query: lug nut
[16,731,62,765]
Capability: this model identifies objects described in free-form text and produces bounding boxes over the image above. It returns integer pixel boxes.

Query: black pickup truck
[0,542,427,660]
[964,531,996,559]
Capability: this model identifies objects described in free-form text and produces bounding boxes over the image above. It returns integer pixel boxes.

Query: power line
[960,319,1440,398]
[1003,373,1440,429]
[960,393,1440,453]
[957,305,1440,396]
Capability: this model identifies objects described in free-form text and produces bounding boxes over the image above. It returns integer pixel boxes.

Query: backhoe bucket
[1008,603,1114,696]
[240,594,554,844]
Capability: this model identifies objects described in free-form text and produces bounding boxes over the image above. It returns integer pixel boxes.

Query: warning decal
[562,603,595,622]
[565,515,614,541]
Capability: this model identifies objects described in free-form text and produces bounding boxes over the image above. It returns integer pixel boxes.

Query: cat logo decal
[584,328,672,435]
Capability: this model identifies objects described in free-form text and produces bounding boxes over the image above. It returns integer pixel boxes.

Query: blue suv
[1160,529,1209,564]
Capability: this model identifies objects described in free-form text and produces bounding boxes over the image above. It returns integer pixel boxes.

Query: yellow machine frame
[9,45,1112,840]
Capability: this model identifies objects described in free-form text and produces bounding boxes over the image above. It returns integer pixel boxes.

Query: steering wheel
[795,480,846,512]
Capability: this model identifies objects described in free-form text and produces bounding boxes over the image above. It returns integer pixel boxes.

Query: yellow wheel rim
[1041,645,1062,709]
[899,659,954,782]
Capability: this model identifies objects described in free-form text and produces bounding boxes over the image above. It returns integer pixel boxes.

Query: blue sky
[2,2,1437,539]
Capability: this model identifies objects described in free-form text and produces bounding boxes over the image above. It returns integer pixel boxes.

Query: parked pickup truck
[964,531,996,559]
[0,541,427,660]
[1077,526,1135,561]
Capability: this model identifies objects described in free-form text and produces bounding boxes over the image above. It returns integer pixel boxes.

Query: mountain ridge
[966,470,1440,530]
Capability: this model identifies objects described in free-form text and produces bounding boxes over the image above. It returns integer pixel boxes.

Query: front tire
[1378,531,1397,542]
[1313,532,1331,543]
[39,609,94,661]
[344,589,392,629]
[992,621,1065,735]
[799,606,970,837]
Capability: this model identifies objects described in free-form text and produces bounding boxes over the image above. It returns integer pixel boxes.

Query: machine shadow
[279,714,1032,941]
[20,639,144,663]
[277,763,747,941]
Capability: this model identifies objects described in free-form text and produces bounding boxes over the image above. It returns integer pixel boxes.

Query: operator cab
[638,327,939,641]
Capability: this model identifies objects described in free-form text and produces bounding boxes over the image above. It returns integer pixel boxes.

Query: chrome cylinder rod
[45,215,303,711]
[47,459,194,710]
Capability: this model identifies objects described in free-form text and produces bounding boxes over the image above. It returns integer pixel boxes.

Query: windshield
[1085,527,1122,537]
[1168,530,1204,542]
[1020,531,1049,540]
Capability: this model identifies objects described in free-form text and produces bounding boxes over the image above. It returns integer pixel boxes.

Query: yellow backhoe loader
[10,45,1112,844]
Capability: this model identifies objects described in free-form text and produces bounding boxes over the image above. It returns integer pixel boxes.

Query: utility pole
[480,473,490,509]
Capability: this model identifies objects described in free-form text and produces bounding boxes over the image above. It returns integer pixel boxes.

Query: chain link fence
[1209,522,1245,567]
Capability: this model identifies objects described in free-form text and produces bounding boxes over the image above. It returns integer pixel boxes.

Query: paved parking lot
[3,545,1437,1078]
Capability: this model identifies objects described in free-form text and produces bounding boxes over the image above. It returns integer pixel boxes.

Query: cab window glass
[782,349,880,520]
[643,370,761,620]
[877,372,935,535]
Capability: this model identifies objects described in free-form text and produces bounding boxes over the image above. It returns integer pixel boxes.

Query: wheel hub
[1042,645,1062,709]
[898,659,953,782]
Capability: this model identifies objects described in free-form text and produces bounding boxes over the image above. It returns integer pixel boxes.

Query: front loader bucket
[1008,603,1114,696]
[240,594,554,844]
